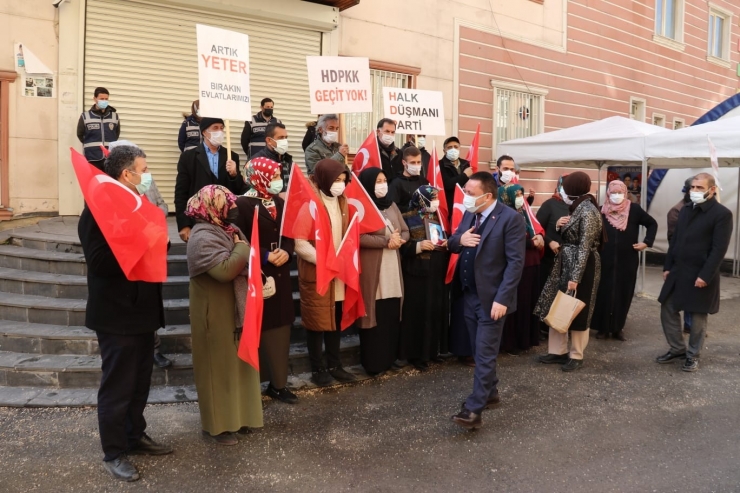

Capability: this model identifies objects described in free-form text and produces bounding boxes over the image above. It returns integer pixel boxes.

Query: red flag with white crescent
[280,165,338,295]
[445,184,466,284]
[351,132,382,174]
[426,143,449,232]
[70,148,168,282]
[336,214,365,330]
[465,123,480,173]
[345,172,387,234]
[510,173,545,238]
[238,206,263,370]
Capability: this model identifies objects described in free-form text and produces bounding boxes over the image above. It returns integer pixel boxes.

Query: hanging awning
[303,0,360,11]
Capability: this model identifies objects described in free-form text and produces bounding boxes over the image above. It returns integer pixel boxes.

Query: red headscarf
[245,157,282,219]
[601,180,630,231]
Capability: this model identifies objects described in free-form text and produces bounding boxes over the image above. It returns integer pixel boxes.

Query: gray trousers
[660,292,708,359]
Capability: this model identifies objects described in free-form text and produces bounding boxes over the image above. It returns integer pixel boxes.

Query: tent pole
[638,158,648,295]
[735,169,740,277]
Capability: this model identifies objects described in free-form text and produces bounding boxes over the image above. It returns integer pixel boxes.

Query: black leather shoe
[329,366,357,383]
[153,352,172,368]
[613,331,627,341]
[682,357,699,372]
[103,456,139,482]
[128,433,173,456]
[413,361,429,372]
[451,408,482,430]
[311,369,334,387]
[656,351,686,364]
[265,384,298,404]
[595,332,608,340]
[539,353,569,364]
[561,358,584,372]
[237,427,252,435]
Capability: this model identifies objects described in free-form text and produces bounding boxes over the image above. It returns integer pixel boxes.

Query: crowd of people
[77,89,733,481]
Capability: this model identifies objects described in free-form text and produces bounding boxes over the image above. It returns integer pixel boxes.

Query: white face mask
[206,130,224,146]
[380,133,395,146]
[463,193,487,213]
[417,137,426,148]
[268,179,283,195]
[330,182,346,197]
[273,138,289,155]
[446,149,460,161]
[559,187,573,205]
[690,190,709,204]
[427,199,440,213]
[374,183,388,198]
[406,164,422,176]
[609,193,625,205]
[323,131,339,144]
[515,196,525,209]
[500,170,515,184]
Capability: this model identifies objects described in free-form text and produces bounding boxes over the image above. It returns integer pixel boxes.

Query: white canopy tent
[645,116,740,275]
[497,116,671,294]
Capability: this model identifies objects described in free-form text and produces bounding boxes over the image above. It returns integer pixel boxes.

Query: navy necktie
[475,213,482,232]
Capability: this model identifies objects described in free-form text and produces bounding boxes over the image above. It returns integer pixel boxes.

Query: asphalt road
[1,296,739,493]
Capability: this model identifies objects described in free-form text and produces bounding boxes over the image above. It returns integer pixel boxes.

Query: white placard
[382,87,446,136]
[196,24,251,121]
[306,56,372,114]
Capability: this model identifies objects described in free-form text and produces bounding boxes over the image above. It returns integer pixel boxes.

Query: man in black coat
[248,122,293,195]
[440,136,471,220]
[402,134,431,176]
[388,145,429,213]
[78,145,172,482]
[657,173,733,372]
[376,118,404,180]
[174,117,246,242]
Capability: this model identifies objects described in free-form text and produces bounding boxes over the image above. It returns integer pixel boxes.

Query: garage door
[84,0,321,208]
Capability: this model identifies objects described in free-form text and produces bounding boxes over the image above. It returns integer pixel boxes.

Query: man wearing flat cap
[174,117,247,242]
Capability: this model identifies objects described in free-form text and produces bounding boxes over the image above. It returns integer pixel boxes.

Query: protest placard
[306,56,372,114]
[196,24,251,121]
[382,87,445,136]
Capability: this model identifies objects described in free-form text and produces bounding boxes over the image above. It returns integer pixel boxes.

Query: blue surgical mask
[97,100,109,110]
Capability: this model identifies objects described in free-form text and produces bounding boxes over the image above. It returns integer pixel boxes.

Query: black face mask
[226,208,239,223]
[263,108,273,118]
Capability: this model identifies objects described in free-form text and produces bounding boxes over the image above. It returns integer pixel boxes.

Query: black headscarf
[359,168,393,210]
[313,159,349,197]
[562,171,598,214]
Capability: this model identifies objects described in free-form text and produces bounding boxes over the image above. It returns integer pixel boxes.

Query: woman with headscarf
[592,180,657,341]
[294,159,357,387]
[534,171,603,372]
[356,168,409,375]
[498,183,543,355]
[399,185,450,371]
[178,99,201,152]
[232,157,297,403]
[185,185,263,445]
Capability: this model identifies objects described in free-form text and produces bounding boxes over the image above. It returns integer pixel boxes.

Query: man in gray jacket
[304,114,348,174]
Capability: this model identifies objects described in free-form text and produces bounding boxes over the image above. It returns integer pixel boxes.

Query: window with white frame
[491,81,546,151]
[630,97,646,122]
[673,118,684,130]
[655,0,684,41]
[343,68,412,153]
[652,114,665,127]
[708,5,732,61]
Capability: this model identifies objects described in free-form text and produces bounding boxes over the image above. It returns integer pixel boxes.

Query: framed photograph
[424,218,447,249]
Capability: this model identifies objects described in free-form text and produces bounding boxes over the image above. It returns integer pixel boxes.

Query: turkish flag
[351,132,382,174]
[280,165,338,296]
[465,123,480,173]
[445,184,466,284]
[345,172,387,234]
[509,174,545,238]
[70,148,168,282]
[336,215,365,330]
[425,144,449,232]
[238,206,263,371]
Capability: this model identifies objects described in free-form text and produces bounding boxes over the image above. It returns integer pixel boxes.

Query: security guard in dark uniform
[241,97,281,158]
[77,87,120,170]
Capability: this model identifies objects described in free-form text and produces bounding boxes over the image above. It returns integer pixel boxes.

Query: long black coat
[174,145,247,231]
[592,203,657,333]
[659,197,733,314]
[439,156,471,220]
[232,196,295,331]
[78,207,165,335]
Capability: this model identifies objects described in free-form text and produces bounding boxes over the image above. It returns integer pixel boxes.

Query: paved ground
[2,289,740,492]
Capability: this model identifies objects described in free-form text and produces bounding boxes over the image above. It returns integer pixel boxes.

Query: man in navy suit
[447,172,526,429]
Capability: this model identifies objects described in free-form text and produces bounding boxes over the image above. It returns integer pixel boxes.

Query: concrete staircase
[0,218,359,407]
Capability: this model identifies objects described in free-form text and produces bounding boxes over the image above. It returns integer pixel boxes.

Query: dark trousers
[96,331,155,461]
[259,324,291,389]
[306,303,343,372]
[89,158,106,171]
[153,331,161,351]
[463,289,506,414]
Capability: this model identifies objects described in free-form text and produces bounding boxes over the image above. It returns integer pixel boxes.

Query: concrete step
[0,267,189,300]
[0,292,189,326]
[9,232,188,256]
[0,245,189,277]
[0,336,360,390]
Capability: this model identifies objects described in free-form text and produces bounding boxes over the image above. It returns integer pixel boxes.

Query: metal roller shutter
[84,0,321,209]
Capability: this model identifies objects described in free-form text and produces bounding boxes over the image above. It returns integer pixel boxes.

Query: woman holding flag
[399,186,450,371]
[185,185,263,445]
[356,168,409,376]
[233,157,297,404]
